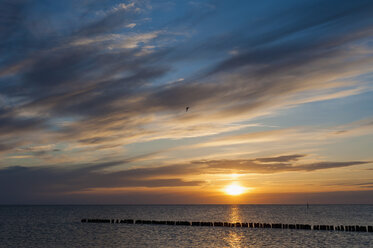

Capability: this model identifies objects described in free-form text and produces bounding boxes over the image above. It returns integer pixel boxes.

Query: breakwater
[81,219,372,232]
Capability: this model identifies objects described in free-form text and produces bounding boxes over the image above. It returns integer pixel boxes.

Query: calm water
[0,205,372,247]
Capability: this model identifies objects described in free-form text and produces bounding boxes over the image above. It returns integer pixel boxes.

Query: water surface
[0,205,372,247]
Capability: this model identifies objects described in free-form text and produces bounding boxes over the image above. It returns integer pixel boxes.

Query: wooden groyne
[81,219,372,233]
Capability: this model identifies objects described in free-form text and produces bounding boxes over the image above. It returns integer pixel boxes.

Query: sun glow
[224,183,246,196]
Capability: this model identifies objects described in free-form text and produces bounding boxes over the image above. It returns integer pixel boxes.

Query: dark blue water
[0,205,372,247]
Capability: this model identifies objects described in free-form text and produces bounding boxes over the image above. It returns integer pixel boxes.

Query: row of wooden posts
[81,219,372,233]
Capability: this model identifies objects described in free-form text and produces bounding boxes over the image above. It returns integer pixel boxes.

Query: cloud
[325,181,373,189]
[194,157,370,174]
[0,154,370,203]
[298,161,370,171]
[1,0,373,153]
[112,2,136,12]
[255,154,305,163]
[190,129,293,148]
[0,0,372,204]
[126,23,136,28]
[179,118,373,153]
[0,161,203,203]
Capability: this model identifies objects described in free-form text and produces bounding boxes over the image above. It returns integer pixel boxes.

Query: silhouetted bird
[186,106,189,112]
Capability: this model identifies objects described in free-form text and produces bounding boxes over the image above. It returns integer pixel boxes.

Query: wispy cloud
[194,158,370,174]
[2,0,373,152]
[0,0,372,203]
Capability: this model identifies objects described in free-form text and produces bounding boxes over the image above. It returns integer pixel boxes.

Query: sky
[0,0,373,204]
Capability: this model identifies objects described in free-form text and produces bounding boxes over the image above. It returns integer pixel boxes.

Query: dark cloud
[0,161,203,203]
[298,161,369,171]
[0,142,20,153]
[0,107,46,154]
[255,154,305,163]
[326,181,373,189]
[0,108,45,135]
[195,158,370,174]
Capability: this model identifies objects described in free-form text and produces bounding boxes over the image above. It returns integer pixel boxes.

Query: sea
[0,205,372,247]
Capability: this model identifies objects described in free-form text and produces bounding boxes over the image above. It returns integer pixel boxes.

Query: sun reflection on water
[226,231,243,248]
[229,205,241,223]
[224,205,245,248]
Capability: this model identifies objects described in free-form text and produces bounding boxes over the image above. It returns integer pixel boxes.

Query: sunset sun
[224,183,246,196]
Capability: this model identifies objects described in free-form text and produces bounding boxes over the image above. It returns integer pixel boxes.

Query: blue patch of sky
[255,90,373,128]
[316,134,373,161]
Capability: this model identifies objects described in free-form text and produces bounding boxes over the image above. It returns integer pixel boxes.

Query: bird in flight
[186,106,189,112]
